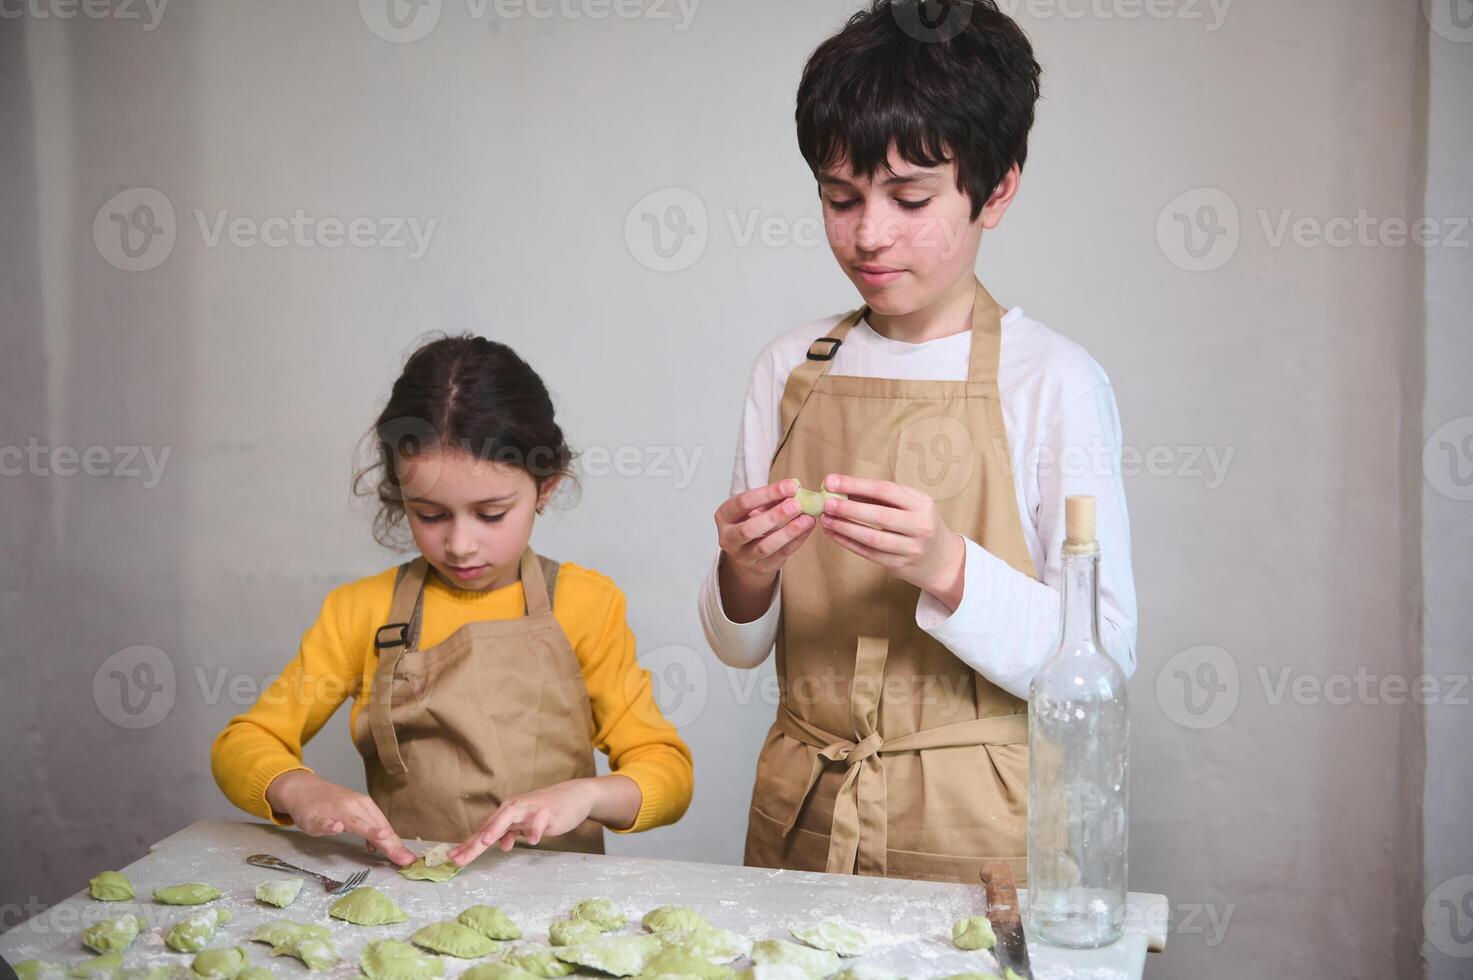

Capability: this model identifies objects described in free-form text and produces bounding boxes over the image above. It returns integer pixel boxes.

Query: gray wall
[0,2,1461,977]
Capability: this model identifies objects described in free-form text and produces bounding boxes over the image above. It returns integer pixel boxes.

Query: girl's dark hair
[352,333,574,548]
[795,0,1043,221]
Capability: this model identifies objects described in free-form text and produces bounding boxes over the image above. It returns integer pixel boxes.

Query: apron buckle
[806,337,843,361]
[375,622,410,650]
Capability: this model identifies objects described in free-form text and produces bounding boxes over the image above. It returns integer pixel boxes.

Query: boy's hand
[448,778,603,867]
[816,474,967,610]
[265,770,417,866]
[715,479,816,581]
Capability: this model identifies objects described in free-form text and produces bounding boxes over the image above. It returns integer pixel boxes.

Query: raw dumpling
[254,879,302,909]
[119,966,190,980]
[16,962,66,980]
[82,913,143,954]
[636,946,734,980]
[548,919,602,947]
[400,856,460,883]
[553,935,663,977]
[165,908,232,953]
[458,907,522,942]
[672,928,753,965]
[88,872,135,903]
[248,921,331,952]
[329,887,408,926]
[359,940,445,980]
[569,898,626,932]
[789,918,874,957]
[190,948,249,980]
[749,939,840,979]
[154,883,222,906]
[410,921,500,958]
[792,483,847,517]
[950,917,997,952]
[236,970,274,980]
[459,965,541,980]
[68,952,122,978]
[497,945,575,978]
[641,907,710,936]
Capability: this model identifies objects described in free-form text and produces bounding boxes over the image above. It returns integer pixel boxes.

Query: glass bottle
[1027,495,1129,947]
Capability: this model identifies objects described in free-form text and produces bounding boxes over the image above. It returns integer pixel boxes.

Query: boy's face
[395,446,558,592]
[818,145,1011,317]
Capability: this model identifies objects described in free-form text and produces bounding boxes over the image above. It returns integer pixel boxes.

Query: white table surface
[0,820,1167,980]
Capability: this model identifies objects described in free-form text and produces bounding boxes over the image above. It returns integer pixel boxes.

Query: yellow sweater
[211,559,693,835]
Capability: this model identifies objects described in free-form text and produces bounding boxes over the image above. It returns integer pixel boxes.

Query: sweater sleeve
[569,572,695,834]
[209,587,362,826]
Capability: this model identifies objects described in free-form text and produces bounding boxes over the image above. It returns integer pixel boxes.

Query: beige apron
[743,277,1038,884]
[351,547,605,853]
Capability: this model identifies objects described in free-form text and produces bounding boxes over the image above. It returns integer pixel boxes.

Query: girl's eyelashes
[412,512,507,524]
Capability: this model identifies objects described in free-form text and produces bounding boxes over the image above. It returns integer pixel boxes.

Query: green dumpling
[359,940,445,980]
[253,879,302,909]
[328,886,408,926]
[165,908,232,953]
[153,883,221,906]
[189,947,249,980]
[569,898,627,932]
[235,969,274,980]
[247,920,331,952]
[662,927,752,965]
[459,965,541,980]
[280,936,340,973]
[68,952,122,978]
[547,919,602,947]
[497,945,574,979]
[410,921,499,958]
[636,946,734,980]
[458,906,522,942]
[749,939,840,978]
[950,916,997,952]
[789,918,873,957]
[82,913,143,954]
[88,872,135,903]
[792,483,847,518]
[641,907,711,936]
[15,961,66,980]
[399,858,460,883]
[553,936,663,977]
[118,967,189,980]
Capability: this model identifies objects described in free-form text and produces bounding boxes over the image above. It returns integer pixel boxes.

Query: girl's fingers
[345,803,415,865]
[733,497,803,545]
[528,809,552,846]
[748,513,814,559]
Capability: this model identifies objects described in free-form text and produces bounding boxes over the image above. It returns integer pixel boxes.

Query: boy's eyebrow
[818,171,942,188]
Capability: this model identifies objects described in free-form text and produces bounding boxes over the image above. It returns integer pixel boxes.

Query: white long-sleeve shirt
[698,306,1138,699]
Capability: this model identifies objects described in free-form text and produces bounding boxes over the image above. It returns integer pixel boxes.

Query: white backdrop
[2,2,1465,977]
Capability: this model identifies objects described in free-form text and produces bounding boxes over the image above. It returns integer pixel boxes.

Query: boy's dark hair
[796,0,1043,221]
[353,333,575,548]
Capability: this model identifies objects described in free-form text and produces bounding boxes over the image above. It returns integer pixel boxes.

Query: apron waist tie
[776,707,1029,877]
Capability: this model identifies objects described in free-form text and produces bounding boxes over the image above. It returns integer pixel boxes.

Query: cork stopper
[1063,495,1099,555]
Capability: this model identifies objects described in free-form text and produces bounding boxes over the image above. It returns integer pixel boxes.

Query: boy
[699,0,1137,884]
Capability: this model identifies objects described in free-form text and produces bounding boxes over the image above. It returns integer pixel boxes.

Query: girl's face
[395,446,560,592]
[819,145,1018,318]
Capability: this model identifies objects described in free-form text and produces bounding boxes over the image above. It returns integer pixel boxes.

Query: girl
[213,334,693,868]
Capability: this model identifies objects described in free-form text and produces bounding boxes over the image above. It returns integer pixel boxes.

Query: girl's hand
[816,474,968,610]
[265,770,417,866]
[448,778,608,867]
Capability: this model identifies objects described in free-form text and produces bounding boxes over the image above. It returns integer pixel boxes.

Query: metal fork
[247,853,369,894]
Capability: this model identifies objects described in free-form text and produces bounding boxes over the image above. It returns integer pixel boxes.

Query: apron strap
[966,278,1006,384]
[368,557,430,777]
[520,548,554,617]
[771,308,867,464]
[777,699,1029,876]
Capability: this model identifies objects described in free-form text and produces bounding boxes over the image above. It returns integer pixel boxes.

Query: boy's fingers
[736,498,803,544]
[823,495,910,533]
[720,480,797,523]
[824,475,913,508]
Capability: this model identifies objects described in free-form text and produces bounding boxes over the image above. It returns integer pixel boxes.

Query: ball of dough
[950,916,997,951]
